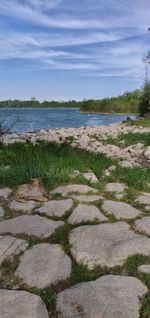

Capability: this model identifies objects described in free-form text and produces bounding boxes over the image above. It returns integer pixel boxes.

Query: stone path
[0,180,150,317]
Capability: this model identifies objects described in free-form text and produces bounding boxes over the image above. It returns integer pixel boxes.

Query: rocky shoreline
[2,122,150,167]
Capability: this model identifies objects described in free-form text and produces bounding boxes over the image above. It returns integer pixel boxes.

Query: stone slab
[16,179,47,202]
[56,275,147,318]
[0,206,4,218]
[136,194,150,205]
[68,204,108,224]
[36,199,73,217]
[105,183,127,193]
[134,216,150,236]
[0,235,28,265]
[102,200,141,220]
[51,184,97,197]
[72,194,104,203]
[16,243,71,288]
[138,264,150,274]
[0,215,64,238]
[69,222,150,268]
[10,200,38,213]
[0,289,49,318]
[0,188,12,199]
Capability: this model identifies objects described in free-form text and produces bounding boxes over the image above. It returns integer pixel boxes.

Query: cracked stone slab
[56,275,147,318]
[15,179,47,202]
[136,194,150,205]
[0,188,12,199]
[0,235,28,265]
[134,216,150,236]
[0,206,4,218]
[68,204,108,224]
[69,222,150,268]
[16,243,71,288]
[36,199,73,217]
[9,200,38,213]
[105,183,127,193]
[0,215,64,238]
[102,200,141,220]
[72,194,104,203]
[51,184,97,197]
[0,289,49,318]
[138,264,150,274]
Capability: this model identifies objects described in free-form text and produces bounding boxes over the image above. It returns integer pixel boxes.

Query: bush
[139,82,150,116]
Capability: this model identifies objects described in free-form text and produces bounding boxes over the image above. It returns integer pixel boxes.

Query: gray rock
[115,193,125,200]
[0,289,49,318]
[68,204,108,224]
[56,275,147,318]
[72,194,104,203]
[102,200,141,220]
[0,188,12,199]
[119,160,133,168]
[0,215,64,238]
[136,194,150,205]
[0,206,4,218]
[16,243,71,288]
[0,235,28,265]
[51,184,97,197]
[10,200,38,212]
[82,172,99,183]
[143,146,150,159]
[134,216,150,236]
[69,222,150,268]
[36,199,73,217]
[138,264,150,274]
[145,206,150,211]
[105,183,127,193]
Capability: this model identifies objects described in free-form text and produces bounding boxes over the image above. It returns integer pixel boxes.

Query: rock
[134,216,150,236]
[0,289,49,318]
[145,206,150,211]
[15,179,47,202]
[69,222,150,268]
[68,204,108,225]
[143,146,150,159]
[56,275,147,318]
[115,193,125,200]
[138,264,150,274]
[0,206,4,218]
[16,244,71,288]
[0,235,28,265]
[51,184,97,197]
[136,194,150,205]
[108,165,117,172]
[102,200,141,220]
[0,188,12,199]
[82,172,99,183]
[78,134,90,148]
[36,199,73,217]
[119,160,133,168]
[9,200,38,213]
[72,194,104,203]
[0,215,64,238]
[105,183,127,193]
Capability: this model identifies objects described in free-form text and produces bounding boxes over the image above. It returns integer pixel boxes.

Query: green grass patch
[104,132,150,148]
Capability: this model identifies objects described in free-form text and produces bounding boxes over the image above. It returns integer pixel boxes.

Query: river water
[0,108,136,133]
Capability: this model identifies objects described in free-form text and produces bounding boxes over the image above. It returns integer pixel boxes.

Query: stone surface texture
[134,216,150,236]
[16,243,71,288]
[68,204,108,224]
[51,184,97,196]
[0,215,64,238]
[102,200,141,220]
[105,183,127,193]
[136,194,150,205]
[138,264,150,274]
[0,206,4,218]
[16,179,47,202]
[0,235,28,265]
[72,194,104,202]
[36,199,73,217]
[56,275,147,318]
[0,187,12,199]
[10,200,38,212]
[69,222,150,268]
[0,289,49,318]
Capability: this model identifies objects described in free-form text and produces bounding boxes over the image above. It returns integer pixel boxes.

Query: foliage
[139,82,150,116]
[0,99,82,108]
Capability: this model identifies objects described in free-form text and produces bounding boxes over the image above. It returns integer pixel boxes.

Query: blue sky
[0,0,150,100]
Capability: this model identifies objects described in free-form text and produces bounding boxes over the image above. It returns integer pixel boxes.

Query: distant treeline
[0,89,141,113]
[80,90,141,113]
[0,99,82,108]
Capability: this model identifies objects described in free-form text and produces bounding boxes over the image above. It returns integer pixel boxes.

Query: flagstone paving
[68,204,108,224]
[0,215,64,238]
[102,200,141,220]
[0,181,150,317]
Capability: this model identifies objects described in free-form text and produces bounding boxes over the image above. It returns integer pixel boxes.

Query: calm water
[0,108,136,133]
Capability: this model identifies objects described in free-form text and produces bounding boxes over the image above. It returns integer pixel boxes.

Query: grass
[125,118,150,127]
[104,132,150,148]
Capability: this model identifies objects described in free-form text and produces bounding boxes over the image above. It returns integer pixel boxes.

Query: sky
[0,0,150,101]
